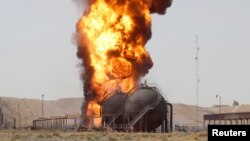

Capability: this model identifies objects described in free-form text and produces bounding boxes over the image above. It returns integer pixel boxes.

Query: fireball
[75,0,172,126]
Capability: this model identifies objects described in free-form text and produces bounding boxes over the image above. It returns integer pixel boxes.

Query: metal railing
[107,109,123,125]
[175,124,206,132]
[126,92,163,130]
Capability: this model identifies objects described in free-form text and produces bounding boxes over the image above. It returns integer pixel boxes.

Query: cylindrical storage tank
[102,93,128,125]
[124,86,167,131]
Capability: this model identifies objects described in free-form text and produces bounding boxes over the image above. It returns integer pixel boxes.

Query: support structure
[204,112,250,126]
[166,103,173,132]
[33,114,81,130]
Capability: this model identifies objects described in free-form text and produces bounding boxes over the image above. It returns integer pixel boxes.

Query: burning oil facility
[74,0,173,132]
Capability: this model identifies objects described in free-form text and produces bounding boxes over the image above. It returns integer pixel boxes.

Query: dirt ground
[0,130,207,141]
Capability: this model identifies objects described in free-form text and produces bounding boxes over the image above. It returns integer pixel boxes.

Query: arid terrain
[1,96,249,140]
[0,96,249,127]
[0,130,207,141]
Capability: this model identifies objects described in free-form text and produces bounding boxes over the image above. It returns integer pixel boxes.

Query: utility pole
[216,94,222,124]
[18,103,20,129]
[216,94,221,114]
[195,35,200,129]
[42,94,44,128]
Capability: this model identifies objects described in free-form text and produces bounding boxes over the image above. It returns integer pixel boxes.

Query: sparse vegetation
[52,132,60,137]
[36,134,45,138]
[0,130,207,141]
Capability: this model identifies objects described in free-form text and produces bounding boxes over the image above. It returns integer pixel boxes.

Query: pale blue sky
[0,0,249,107]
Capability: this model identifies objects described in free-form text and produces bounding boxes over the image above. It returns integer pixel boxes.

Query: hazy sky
[0,0,249,107]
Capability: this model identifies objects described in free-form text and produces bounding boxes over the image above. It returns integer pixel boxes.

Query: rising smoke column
[75,0,172,121]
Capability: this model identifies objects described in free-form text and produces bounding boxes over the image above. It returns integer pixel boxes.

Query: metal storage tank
[101,92,128,126]
[100,84,173,132]
[124,85,168,132]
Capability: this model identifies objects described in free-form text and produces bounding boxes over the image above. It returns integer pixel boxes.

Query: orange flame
[75,0,171,126]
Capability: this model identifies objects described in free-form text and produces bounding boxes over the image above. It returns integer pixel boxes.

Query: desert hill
[0,97,82,127]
